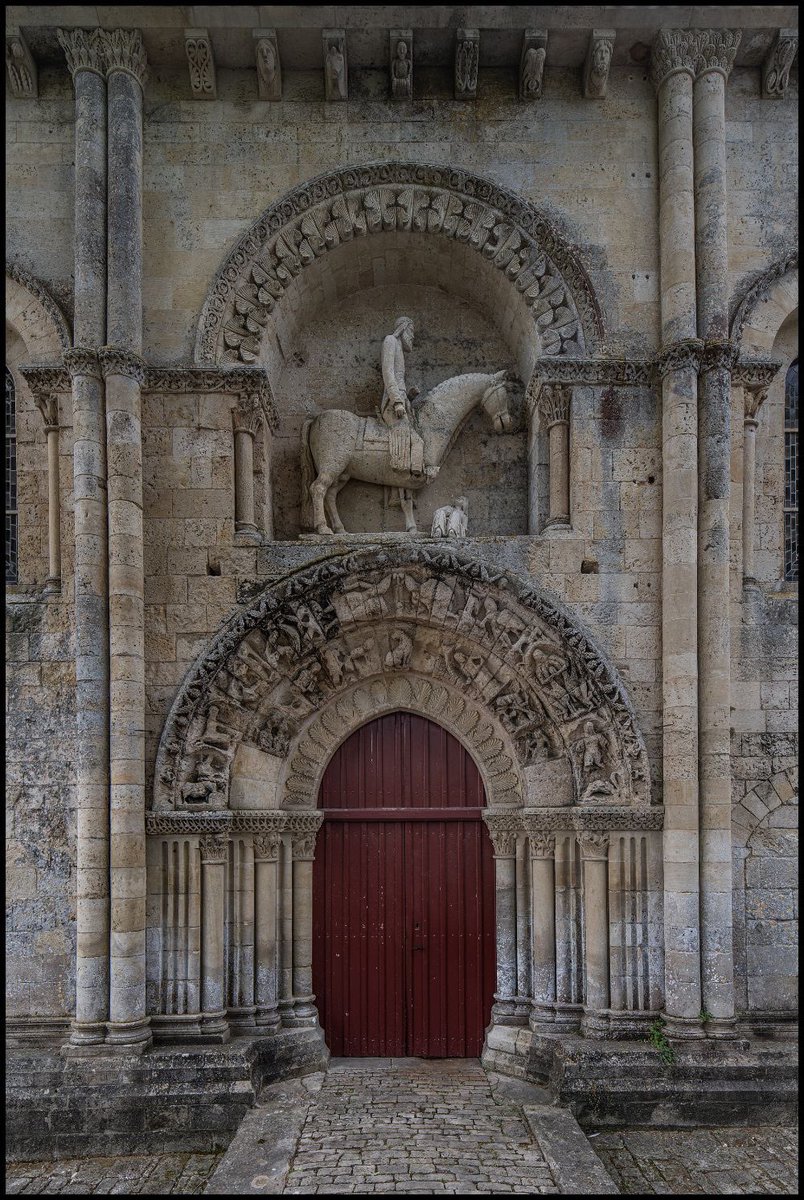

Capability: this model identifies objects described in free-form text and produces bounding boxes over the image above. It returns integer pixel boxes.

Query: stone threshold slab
[523,1104,620,1194]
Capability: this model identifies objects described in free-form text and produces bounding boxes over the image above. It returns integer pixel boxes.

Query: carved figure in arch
[300,369,512,535]
[385,629,413,670]
[571,719,610,775]
[198,703,235,752]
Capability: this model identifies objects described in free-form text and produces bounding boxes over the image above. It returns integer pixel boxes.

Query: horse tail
[299,417,316,531]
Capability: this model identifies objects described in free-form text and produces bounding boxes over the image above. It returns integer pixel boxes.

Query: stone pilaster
[33,393,62,592]
[694,29,740,1038]
[101,28,151,1050]
[58,26,110,1053]
[580,833,610,1036]
[527,831,556,1028]
[285,815,323,1028]
[652,27,704,1035]
[483,813,524,1026]
[198,834,230,1041]
[253,829,283,1030]
[538,384,571,526]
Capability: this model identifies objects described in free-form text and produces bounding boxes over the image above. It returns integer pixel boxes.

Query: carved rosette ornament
[763,30,798,99]
[483,812,521,857]
[152,547,651,816]
[195,164,602,366]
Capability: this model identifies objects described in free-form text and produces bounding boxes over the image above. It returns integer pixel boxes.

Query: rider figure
[380,315,419,427]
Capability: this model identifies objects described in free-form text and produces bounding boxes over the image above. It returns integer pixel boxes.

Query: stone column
[515,833,531,1020]
[33,393,62,592]
[58,26,109,1052]
[580,833,610,1036]
[484,813,523,1025]
[278,834,295,1024]
[742,384,769,582]
[233,395,263,544]
[539,385,571,526]
[199,834,230,1041]
[285,815,322,1028]
[525,373,543,533]
[253,829,282,1031]
[101,28,151,1050]
[694,30,740,1038]
[528,831,556,1028]
[652,28,704,1037]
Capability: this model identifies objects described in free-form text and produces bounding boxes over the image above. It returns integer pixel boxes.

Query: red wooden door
[312,712,496,1057]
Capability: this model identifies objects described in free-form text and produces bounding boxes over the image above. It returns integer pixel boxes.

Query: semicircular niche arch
[194,162,604,376]
[153,545,650,816]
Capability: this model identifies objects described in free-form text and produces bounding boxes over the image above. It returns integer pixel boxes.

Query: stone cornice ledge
[18,363,279,431]
[524,806,663,832]
[145,810,323,834]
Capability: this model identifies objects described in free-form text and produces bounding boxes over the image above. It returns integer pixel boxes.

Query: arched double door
[312,712,496,1056]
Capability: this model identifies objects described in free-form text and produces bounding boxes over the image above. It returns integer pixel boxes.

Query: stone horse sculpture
[300,370,512,535]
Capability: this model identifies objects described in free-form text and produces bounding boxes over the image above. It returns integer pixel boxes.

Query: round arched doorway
[312,712,496,1057]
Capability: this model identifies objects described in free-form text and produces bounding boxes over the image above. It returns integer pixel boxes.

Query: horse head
[480,370,513,433]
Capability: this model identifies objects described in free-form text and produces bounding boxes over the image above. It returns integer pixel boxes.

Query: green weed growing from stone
[649,1017,675,1065]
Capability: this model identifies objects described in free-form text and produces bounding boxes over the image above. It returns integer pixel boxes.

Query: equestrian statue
[300,316,512,535]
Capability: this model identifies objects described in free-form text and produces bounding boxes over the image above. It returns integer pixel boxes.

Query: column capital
[101,29,148,87]
[694,29,741,81]
[537,383,571,429]
[483,811,521,857]
[34,393,59,430]
[579,831,609,861]
[656,338,703,378]
[64,346,102,379]
[287,812,323,860]
[98,346,146,383]
[699,339,739,375]
[233,393,265,436]
[651,29,699,90]
[57,28,106,80]
[528,830,556,859]
[253,831,282,862]
[744,383,770,424]
[199,833,228,864]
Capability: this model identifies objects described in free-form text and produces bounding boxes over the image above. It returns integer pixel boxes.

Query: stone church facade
[5,6,798,1151]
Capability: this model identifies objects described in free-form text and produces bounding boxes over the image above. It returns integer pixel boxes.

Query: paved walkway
[5,1152,220,1194]
[591,1125,799,1194]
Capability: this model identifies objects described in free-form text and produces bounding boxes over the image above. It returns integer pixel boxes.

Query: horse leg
[324,474,349,534]
[311,471,336,535]
[399,488,417,533]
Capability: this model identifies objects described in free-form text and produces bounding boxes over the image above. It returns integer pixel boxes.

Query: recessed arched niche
[264,230,529,538]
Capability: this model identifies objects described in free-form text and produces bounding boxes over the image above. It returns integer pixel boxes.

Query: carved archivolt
[195,163,604,366]
[6,263,72,358]
[730,251,798,349]
[153,545,651,815]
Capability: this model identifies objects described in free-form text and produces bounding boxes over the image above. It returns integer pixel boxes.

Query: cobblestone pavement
[5,1152,221,1194]
[282,1057,559,1194]
[590,1125,799,1194]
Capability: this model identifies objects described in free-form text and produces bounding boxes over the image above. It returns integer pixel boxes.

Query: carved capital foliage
[57,28,106,78]
[288,812,323,859]
[195,163,603,366]
[455,29,479,100]
[185,30,216,99]
[519,30,547,101]
[18,366,71,405]
[199,833,229,863]
[656,339,704,378]
[102,29,148,85]
[579,831,609,860]
[6,29,37,98]
[146,366,278,430]
[730,252,798,343]
[483,811,522,857]
[33,393,59,429]
[98,346,147,383]
[538,383,571,428]
[735,360,782,422]
[694,29,741,79]
[763,30,798,99]
[699,340,739,376]
[651,29,699,89]
[527,830,555,858]
[63,346,102,380]
[233,394,264,436]
[584,30,615,99]
[152,547,652,817]
[253,831,283,861]
[744,385,769,423]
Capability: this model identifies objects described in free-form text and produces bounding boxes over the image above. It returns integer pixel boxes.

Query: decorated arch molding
[194,163,604,367]
[153,545,650,815]
[730,250,798,350]
[5,262,72,359]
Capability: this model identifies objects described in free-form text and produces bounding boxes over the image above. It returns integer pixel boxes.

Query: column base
[282,996,319,1029]
[61,1021,109,1057]
[705,1016,739,1040]
[581,1009,610,1039]
[492,995,526,1026]
[150,1015,205,1043]
[227,1007,257,1034]
[552,1002,583,1031]
[529,1001,556,1031]
[542,517,572,533]
[234,524,262,545]
[105,1019,153,1053]
[663,1013,706,1040]
[513,994,532,1024]
[44,576,62,595]
[255,1005,282,1033]
[199,1011,231,1043]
